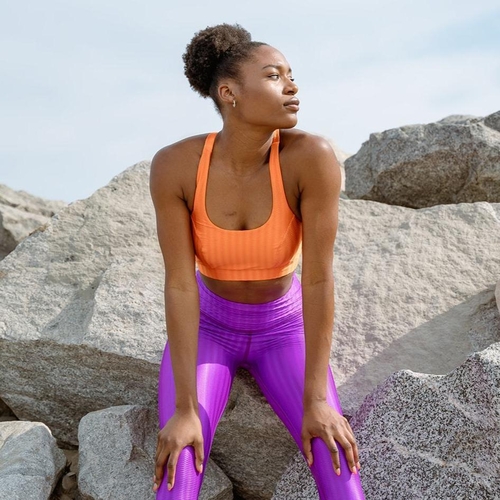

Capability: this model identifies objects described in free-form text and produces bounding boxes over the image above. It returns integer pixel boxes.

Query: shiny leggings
[157,272,365,499]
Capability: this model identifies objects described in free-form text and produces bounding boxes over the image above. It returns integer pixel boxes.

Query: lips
[284,98,300,111]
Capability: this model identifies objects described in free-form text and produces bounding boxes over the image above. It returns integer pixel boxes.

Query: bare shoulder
[279,128,341,188]
[149,134,207,203]
[279,128,338,161]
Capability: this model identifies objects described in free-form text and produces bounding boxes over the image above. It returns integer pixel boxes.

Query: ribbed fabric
[191,129,302,281]
[157,272,366,499]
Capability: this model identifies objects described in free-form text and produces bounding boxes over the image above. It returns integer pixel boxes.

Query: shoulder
[279,129,341,188]
[149,133,209,201]
[279,128,338,162]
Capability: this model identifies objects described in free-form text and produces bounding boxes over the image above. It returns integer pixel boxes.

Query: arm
[149,144,204,491]
[297,135,360,475]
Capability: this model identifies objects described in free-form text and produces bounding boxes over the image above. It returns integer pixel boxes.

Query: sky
[1,0,499,204]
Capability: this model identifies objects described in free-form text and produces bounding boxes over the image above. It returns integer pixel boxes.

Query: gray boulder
[344,111,500,208]
[1,159,500,498]
[78,405,232,500]
[0,161,165,446]
[0,183,66,259]
[0,421,66,500]
[350,342,500,499]
[272,343,500,499]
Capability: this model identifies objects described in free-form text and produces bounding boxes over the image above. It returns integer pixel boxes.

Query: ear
[217,82,237,107]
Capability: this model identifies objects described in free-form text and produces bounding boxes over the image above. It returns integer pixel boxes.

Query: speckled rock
[0,183,66,259]
[350,343,500,499]
[273,343,500,499]
[344,111,500,208]
[0,421,66,500]
[78,405,233,500]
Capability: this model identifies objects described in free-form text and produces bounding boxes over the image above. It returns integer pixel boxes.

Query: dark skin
[149,44,361,493]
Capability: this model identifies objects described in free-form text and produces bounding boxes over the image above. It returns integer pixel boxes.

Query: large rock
[272,343,500,499]
[1,159,500,498]
[0,183,66,259]
[350,343,500,499]
[0,421,66,500]
[334,200,500,414]
[344,111,500,208]
[78,405,232,500]
[0,161,166,446]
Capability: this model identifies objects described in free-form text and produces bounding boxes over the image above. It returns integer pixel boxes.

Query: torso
[175,129,306,303]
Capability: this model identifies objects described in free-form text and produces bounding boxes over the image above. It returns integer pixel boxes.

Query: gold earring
[232,99,236,108]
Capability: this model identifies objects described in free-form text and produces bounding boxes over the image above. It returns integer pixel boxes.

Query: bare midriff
[199,271,295,304]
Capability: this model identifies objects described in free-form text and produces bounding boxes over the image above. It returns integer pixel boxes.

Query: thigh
[157,334,237,499]
[248,338,365,500]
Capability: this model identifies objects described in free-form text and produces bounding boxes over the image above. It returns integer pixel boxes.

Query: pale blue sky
[1,0,499,203]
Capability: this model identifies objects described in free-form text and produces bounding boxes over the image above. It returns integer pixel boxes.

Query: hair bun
[183,23,252,98]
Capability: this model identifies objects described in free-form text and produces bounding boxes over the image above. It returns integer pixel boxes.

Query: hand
[301,400,361,476]
[153,409,204,493]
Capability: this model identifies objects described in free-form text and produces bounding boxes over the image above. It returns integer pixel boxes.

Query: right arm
[149,144,204,492]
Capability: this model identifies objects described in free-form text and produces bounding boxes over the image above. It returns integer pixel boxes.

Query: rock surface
[495,279,500,313]
[78,405,233,500]
[0,421,66,500]
[1,160,500,498]
[350,342,500,499]
[344,110,500,208]
[0,183,66,259]
[272,343,500,499]
[0,161,165,446]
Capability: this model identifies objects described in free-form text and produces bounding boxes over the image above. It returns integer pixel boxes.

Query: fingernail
[351,466,357,474]
[336,468,341,476]
[168,483,172,491]
[357,462,362,470]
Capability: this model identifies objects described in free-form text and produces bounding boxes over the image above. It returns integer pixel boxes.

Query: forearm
[302,274,334,408]
[164,282,200,413]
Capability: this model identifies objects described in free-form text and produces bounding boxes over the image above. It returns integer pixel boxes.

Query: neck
[214,125,277,174]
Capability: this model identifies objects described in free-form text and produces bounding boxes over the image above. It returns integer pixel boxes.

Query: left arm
[297,135,360,476]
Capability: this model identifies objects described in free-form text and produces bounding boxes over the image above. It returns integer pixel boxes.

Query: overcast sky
[1,0,499,203]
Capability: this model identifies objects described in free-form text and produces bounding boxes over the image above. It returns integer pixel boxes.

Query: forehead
[247,45,291,70]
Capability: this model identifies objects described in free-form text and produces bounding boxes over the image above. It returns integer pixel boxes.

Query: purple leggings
[157,272,365,499]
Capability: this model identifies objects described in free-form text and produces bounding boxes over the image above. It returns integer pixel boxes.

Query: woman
[149,23,366,500]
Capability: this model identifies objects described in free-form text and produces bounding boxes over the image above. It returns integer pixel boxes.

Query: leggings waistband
[196,271,303,333]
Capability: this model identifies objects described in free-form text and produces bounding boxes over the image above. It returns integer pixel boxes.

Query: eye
[289,77,295,82]
[268,74,280,79]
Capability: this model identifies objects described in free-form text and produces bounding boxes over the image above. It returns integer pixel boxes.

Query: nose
[286,78,298,95]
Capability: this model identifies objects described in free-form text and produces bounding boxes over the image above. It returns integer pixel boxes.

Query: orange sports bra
[191,129,302,281]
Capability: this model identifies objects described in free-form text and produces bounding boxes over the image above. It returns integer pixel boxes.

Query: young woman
[149,23,366,500]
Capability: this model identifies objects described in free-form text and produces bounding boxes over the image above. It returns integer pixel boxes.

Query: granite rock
[1,159,500,498]
[78,405,233,500]
[0,183,66,259]
[0,420,66,500]
[344,111,500,208]
[349,343,500,499]
[0,161,165,445]
[272,343,500,499]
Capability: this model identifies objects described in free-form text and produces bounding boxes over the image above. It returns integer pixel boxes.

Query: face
[220,45,300,129]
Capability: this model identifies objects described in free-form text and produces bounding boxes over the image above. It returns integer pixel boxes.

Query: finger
[326,438,341,475]
[154,446,169,490]
[338,436,357,474]
[167,449,180,491]
[194,439,205,474]
[343,424,361,469]
[302,435,313,467]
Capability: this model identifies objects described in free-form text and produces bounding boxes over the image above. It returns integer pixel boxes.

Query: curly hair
[182,23,267,107]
